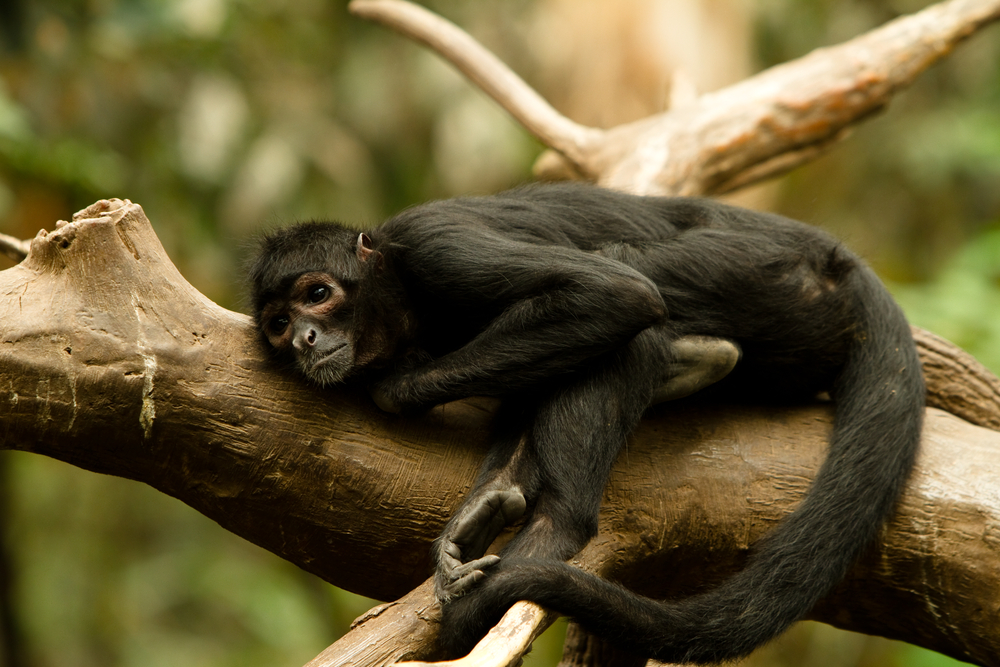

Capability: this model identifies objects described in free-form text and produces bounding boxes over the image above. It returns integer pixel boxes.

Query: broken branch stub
[0,200,481,600]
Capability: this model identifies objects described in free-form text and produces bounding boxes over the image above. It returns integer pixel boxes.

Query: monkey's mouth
[305,343,352,386]
[312,343,349,369]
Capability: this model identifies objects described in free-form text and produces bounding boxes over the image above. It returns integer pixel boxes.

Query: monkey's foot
[651,336,741,404]
[435,554,501,602]
[434,489,527,601]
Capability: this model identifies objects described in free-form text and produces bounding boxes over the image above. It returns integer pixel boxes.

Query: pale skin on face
[260,271,346,349]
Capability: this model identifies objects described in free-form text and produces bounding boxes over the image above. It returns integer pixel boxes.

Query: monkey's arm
[375,230,668,411]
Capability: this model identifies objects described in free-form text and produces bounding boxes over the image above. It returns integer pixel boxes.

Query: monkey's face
[259,271,357,386]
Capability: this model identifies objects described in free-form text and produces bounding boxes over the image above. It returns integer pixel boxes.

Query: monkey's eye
[269,316,290,334]
[307,285,329,304]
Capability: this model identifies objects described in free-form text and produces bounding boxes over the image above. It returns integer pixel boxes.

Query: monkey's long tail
[446,264,924,664]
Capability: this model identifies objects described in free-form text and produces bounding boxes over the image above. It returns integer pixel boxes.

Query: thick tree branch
[350,0,1000,195]
[0,202,998,666]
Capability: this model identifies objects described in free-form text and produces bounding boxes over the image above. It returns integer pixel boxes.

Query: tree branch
[347,0,603,170]
[350,0,1000,195]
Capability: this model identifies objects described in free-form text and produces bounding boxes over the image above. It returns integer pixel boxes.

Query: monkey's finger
[440,571,486,600]
[441,557,501,598]
[458,554,501,573]
[438,547,464,574]
[438,551,499,580]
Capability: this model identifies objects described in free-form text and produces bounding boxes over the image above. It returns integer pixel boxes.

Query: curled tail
[443,265,925,664]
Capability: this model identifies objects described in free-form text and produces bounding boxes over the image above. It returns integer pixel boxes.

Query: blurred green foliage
[0,451,377,667]
[893,227,1000,372]
[0,1,996,667]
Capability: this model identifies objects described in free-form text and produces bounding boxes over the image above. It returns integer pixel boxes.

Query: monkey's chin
[302,345,353,387]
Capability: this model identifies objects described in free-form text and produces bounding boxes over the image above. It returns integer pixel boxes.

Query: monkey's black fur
[249,183,924,664]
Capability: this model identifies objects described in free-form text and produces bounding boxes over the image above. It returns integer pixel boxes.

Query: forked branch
[350,0,1000,195]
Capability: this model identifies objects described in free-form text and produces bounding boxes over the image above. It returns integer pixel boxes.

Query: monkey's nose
[293,328,318,351]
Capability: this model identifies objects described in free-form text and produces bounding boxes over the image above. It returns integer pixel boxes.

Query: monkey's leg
[503,333,667,561]
[437,327,677,655]
[480,330,739,562]
[429,333,738,600]
[432,402,539,601]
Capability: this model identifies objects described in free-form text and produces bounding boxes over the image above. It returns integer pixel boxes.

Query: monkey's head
[249,222,396,386]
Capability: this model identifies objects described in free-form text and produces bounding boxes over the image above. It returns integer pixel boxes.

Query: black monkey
[248,183,924,664]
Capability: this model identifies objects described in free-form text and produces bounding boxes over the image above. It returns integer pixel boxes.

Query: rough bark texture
[1,201,998,667]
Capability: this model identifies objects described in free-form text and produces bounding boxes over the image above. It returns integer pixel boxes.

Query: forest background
[0,1,998,666]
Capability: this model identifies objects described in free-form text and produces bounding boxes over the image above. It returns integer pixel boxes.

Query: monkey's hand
[368,375,433,415]
[368,384,402,413]
[433,489,527,601]
[369,349,439,414]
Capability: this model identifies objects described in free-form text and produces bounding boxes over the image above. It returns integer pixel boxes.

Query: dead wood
[349,0,1000,196]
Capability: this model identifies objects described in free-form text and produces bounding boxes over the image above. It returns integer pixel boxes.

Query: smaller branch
[669,0,1000,195]
[709,129,853,195]
[303,582,441,667]
[396,602,555,667]
[347,0,603,169]
[0,232,29,263]
[914,327,1000,429]
[301,582,554,667]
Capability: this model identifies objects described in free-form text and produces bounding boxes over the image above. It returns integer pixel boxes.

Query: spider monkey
[248,183,924,664]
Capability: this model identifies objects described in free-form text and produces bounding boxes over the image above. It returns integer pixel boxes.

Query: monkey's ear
[356,233,376,263]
